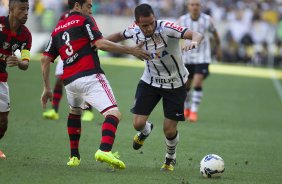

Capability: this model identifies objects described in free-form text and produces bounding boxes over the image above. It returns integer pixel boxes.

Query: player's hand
[6,55,20,67]
[182,41,198,52]
[41,88,53,109]
[131,42,150,61]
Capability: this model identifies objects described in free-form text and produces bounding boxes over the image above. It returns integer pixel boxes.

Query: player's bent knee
[69,107,82,115]
[104,110,122,120]
[133,120,146,131]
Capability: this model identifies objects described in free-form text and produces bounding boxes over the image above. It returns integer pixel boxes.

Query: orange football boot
[188,111,198,123]
[184,108,191,119]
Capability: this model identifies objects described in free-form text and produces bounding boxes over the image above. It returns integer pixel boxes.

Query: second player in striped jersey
[177,0,222,122]
[107,4,202,171]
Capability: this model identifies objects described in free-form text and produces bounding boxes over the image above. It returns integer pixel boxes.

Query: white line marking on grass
[269,69,282,102]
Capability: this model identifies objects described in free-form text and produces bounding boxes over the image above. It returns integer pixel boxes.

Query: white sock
[140,121,152,136]
[184,91,192,109]
[191,89,203,112]
[165,132,179,160]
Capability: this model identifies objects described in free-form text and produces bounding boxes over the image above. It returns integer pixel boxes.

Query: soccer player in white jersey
[107,4,202,171]
[177,0,222,122]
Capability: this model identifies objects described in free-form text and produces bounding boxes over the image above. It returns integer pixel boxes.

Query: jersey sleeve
[122,23,136,39]
[162,21,188,39]
[43,35,59,62]
[20,29,32,61]
[83,16,103,44]
[21,29,32,51]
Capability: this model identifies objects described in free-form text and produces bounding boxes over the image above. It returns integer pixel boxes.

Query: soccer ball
[200,154,225,178]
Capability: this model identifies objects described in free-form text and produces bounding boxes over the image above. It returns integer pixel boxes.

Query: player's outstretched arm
[6,55,29,70]
[40,55,53,109]
[94,39,150,61]
[213,30,222,62]
[182,30,203,51]
[106,32,126,43]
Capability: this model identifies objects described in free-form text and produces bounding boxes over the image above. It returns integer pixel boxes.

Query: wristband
[21,49,30,61]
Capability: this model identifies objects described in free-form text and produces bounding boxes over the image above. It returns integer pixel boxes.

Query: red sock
[52,82,63,112]
[67,114,81,158]
[99,115,119,152]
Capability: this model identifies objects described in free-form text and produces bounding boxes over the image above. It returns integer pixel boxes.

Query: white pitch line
[269,69,282,102]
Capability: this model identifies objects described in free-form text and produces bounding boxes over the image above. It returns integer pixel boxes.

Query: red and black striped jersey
[0,16,32,82]
[43,12,104,85]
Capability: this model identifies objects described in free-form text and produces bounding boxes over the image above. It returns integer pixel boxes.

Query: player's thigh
[65,82,84,110]
[162,85,186,121]
[83,74,118,116]
[0,82,10,113]
[55,58,64,76]
[131,80,161,116]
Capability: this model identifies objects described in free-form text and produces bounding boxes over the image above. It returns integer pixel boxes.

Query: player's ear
[74,2,82,10]
[135,20,139,26]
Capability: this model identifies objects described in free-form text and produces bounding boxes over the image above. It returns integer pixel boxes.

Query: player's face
[10,2,29,24]
[81,0,93,16]
[136,14,156,37]
[188,0,201,15]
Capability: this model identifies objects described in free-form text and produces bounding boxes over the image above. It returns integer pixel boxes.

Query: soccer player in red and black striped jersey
[0,0,31,160]
[40,0,149,168]
[42,7,95,121]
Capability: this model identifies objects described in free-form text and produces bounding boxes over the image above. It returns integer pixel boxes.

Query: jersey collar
[69,11,82,16]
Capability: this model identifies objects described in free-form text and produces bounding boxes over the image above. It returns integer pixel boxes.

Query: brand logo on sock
[176,113,183,116]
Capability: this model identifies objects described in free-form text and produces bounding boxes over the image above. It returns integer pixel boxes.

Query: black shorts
[131,80,186,121]
[185,63,210,79]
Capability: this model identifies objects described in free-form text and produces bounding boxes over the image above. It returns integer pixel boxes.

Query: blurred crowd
[0,0,282,67]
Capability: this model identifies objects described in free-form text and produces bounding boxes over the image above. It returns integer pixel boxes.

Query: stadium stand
[0,0,281,67]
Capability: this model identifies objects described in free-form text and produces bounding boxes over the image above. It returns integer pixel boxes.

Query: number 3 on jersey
[62,32,74,56]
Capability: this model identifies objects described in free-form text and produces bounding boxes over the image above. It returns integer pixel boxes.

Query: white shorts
[55,58,64,76]
[65,74,118,115]
[0,82,10,112]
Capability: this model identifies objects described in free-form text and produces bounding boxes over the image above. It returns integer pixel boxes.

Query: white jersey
[178,13,216,64]
[123,20,189,89]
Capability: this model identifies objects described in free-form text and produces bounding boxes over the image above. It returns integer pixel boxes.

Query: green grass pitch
[0,57,282,184]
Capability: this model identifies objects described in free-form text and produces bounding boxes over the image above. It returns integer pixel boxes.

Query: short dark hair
[68,0,86,9]
[134,4,155,22]
[9,0,28,8]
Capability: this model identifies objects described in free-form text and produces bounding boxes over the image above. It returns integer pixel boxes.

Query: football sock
[191,87,203,113]
[52,81,63,112]
[140,121,152,136]
[165,131,179,160]
[184,90,192,109]
[99,115,119,152]
[67,114,81,159]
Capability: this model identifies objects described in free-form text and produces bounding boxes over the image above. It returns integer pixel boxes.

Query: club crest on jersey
[3,42,10,50]
[152,34,162,45]
[150,50,169,59]
[12,44,19,51]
